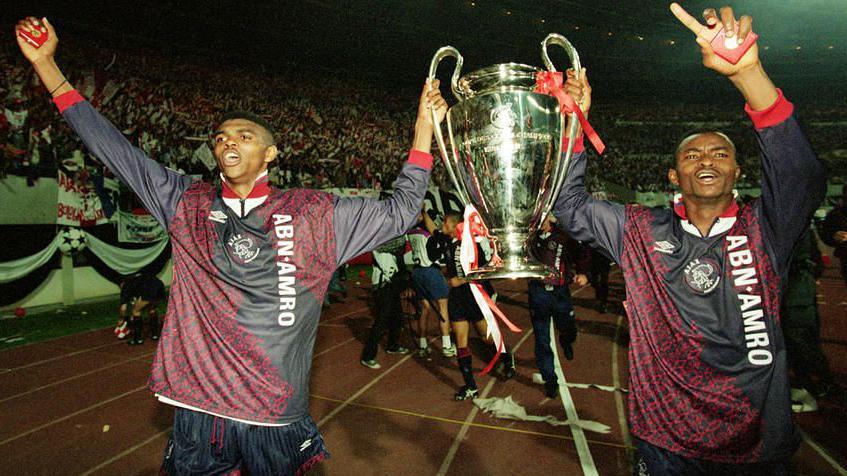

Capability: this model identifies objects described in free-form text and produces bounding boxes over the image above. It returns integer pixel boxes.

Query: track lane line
[313,336,359,358]
[0,324,115,352]
[315,350,417,428]
[437,318,536,476]
[612,312,633,473]
[551,319,598,476]
[78,428,172,476]
[799,428,847,475]
[3,340,127,373]
[0,351,156,404]
[319,305,369,325]
[0,385,148,447]
[310,394,632,450]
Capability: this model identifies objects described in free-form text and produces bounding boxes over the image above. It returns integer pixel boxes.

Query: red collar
[672,193,739,220]
[221,173,270,199]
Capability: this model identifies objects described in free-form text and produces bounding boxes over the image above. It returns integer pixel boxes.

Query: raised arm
[332,80,447,265]
[15,17,193,228]
[551,69,626,262]
[671,3,826,272]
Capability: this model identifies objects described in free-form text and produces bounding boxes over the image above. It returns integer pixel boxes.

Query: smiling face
[669,132,740,203]
[212,118,277,185]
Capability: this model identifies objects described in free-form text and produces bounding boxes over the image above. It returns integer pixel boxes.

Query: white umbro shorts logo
[300,438,312,452]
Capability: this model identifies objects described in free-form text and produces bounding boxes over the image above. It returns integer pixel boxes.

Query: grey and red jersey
[55,91,432,425]
[554,90,826,463]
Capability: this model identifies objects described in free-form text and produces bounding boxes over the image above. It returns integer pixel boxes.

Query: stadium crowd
[2,41,846,194]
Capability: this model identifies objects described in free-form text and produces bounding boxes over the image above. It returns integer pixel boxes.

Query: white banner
[0,234,62,283]
[87,233,169,275]
[56,170,110,227]
[117,211,167,243]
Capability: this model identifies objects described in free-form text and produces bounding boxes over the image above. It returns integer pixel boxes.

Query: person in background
[434,213,516,401]
[323,268,347,309]
[527,216,590,398]
[781,225,837,403]
[821,187,847,286]
[408,208,455,357]
[588,247,611,314]
[115,272,165,345]
[360,235,411,369]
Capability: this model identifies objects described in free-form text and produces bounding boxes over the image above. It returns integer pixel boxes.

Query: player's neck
[220,170,269,199]
[682,195,733,236]
[227,182,255,199]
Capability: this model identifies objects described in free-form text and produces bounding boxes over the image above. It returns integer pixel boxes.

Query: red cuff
[563,134,585,154]
[745,88,794,129]
[53,90,85,113]
[408,149,433,170]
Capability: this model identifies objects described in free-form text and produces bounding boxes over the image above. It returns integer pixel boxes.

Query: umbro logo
[208,210,227,223]
[653,241,675,254]
[299,439,312,452]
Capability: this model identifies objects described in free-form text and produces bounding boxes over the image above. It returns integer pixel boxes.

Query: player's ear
[264,145,278,163]
[668,168,679,186]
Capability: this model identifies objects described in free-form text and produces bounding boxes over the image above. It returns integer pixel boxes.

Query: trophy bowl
[428,34,582,280]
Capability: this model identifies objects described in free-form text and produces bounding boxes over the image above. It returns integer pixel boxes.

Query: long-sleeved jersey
[553,90,826,463]
[529,229,590,287]
[55,91,432,425]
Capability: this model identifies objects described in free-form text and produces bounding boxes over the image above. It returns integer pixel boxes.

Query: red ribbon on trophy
[456,205,521,375]
[535,71,605,155]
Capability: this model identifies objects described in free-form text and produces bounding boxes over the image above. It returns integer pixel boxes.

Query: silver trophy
[428,34,583,280]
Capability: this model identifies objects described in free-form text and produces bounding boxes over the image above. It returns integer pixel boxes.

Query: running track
[1,269,844,475]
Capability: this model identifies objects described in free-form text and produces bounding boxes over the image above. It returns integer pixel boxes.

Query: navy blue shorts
[633,437,787,476]
[412,266,449,301]
[448,285,485,323]
[160,408,329,476]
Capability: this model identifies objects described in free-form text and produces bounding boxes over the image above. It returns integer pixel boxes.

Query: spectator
[527,216,590,399]
[116,272,165,345]
[360,235,411,369]
[821,188,847,285]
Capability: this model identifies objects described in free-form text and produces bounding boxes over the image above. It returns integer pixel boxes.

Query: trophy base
[464,231,559,281]
[466,262,557,281]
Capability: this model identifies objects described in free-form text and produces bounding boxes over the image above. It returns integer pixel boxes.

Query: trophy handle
[428,47,472,206]
[539,34,582,224]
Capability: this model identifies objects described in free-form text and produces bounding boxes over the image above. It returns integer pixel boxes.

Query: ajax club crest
[683,258,720,295]
[227,234,260,264]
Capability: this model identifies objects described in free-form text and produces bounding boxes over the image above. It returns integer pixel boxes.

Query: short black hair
[217,111,276,142]
[675,130,736,156]
[444,212,463,224]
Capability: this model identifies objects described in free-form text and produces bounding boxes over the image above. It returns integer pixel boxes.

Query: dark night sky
[3,1,846,104]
